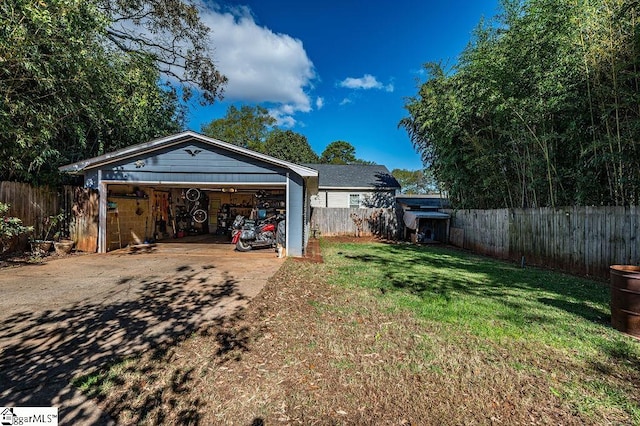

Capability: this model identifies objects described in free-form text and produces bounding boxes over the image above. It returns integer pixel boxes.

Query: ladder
[108,208,122,249]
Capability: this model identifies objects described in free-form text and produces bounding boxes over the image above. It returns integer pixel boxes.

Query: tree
[263,129,319,163]
[392,169,439,194]
[201,105,276,151]
[320,141,357,164]
[319,140,375,164]
[401,0,640,208]
[0,0,225,184]
[98,0,227,104]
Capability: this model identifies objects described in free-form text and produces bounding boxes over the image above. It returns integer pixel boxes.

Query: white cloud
[316,97,324,109]
[199,4,316,119]
[269,106,297,127]
[339,98,352,106]
[339,74,394,92]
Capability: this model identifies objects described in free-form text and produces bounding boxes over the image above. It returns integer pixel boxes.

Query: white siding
[327,191,349,208]
[310,191,327,207]
[318,190,397,208]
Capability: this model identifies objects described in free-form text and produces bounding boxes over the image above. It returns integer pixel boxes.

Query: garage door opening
[105,184,286,251]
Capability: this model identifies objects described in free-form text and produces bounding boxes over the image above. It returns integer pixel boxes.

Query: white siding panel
[327,191,348,208]
[310,191,327,207]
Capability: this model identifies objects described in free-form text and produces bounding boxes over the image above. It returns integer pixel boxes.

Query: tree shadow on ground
[343,243,609,321]
[0,263,249,425]
[339,243,640,379]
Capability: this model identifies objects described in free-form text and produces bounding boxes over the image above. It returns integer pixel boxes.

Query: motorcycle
[232,214,285,252]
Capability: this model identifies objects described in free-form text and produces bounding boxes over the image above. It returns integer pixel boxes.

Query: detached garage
[59,131,319,257]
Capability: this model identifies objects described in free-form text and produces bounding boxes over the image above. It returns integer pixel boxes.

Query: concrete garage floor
[0,236,284,425]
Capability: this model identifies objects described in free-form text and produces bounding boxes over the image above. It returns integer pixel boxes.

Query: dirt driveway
[0,239,283,425]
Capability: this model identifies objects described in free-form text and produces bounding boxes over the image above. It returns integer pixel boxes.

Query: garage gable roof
[59,131,319,178]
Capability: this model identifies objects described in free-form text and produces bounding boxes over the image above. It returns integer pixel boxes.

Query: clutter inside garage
[105,185,286,250]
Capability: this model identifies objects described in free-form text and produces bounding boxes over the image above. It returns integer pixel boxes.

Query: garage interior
[106,184,286,250]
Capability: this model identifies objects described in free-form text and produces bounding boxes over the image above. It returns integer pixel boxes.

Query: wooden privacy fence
[0,182,99,252]
[1,182,61,239]
[446,206,640,278]
[311,207,401,240]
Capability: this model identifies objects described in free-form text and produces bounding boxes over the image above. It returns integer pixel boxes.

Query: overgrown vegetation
[401,0,640,208]
[0,0,226,184]
[77,239,639,424]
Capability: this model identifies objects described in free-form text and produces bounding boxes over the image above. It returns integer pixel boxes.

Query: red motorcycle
[232,214,284,252]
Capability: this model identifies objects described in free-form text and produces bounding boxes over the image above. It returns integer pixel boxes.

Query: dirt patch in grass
[79,253,612,425]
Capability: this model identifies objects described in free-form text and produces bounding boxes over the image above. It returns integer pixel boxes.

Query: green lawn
[322,240,640,423]
[74,239,640,424]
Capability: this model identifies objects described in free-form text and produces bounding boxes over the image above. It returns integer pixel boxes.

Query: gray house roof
[303,164,401,190]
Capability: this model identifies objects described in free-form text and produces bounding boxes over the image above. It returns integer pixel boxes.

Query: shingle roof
[303,164,401,189]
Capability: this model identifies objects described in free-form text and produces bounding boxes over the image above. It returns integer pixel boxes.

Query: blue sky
[186,1,501,171]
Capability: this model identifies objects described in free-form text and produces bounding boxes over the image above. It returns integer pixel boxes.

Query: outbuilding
[397,195,450,244]
[59,131,319,257]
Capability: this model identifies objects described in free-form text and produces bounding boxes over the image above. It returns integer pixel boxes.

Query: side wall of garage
[287,173,305,257]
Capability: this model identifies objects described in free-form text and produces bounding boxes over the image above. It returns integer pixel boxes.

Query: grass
[323,240,640,423]
[75,238,640,425]
[328,242,611,345]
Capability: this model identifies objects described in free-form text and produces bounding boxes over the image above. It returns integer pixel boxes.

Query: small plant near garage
[0,202,33,255]
[30,210,65,254]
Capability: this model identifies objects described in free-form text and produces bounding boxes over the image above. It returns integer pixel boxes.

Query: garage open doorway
[105,184,286,250]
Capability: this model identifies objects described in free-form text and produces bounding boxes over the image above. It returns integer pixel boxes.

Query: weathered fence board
[447,206,640,278]
[0,182,62,239]
[311,207,401,240]
[70,187,99,252]
[0,182,98,252]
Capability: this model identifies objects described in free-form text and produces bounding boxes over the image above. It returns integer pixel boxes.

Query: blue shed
[59,131,319,257]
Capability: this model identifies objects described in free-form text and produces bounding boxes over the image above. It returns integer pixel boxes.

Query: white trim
[98,176,107,254]
[349,193,362,208]
[319,186,398,190]
[285,173,290,257]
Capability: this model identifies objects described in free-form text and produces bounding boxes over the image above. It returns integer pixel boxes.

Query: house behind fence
[306,163,402,240]
[305,163,401,209]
